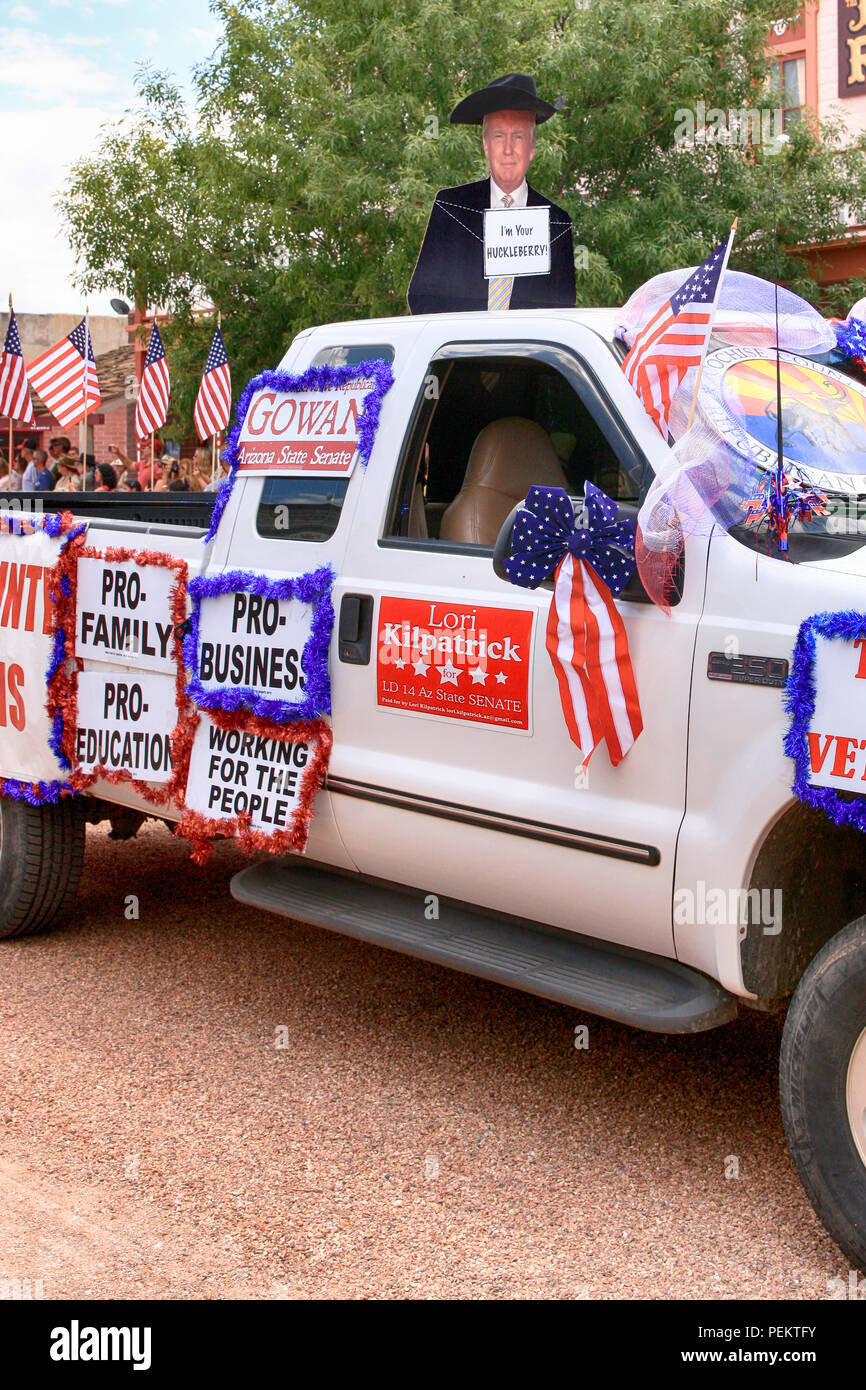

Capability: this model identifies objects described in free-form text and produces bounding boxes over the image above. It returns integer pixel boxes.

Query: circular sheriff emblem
[701,345,866,496]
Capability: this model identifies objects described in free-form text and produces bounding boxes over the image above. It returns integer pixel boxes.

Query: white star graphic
[395,658,406,669]
[413,657,429,676]
[495,672,507,684]
[470,665,488,685]
[439,661,460,686]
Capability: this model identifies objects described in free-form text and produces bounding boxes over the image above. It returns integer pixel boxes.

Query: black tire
[0,795,85,940]
[780,915,866,1272]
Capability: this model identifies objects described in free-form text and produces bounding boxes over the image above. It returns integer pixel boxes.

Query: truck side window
[256,476,349,542]
[311,344,395,368]
[257,343,395,541]
[386,349,646,552]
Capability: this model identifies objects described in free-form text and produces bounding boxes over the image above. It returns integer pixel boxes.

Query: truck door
[212,336,404,872]
[328,320,708,958]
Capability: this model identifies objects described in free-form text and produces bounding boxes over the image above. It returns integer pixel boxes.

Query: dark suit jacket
[407,177,576,315]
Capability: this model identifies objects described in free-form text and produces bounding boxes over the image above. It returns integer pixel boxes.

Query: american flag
[622,228,735,438]
[0,310,34,424]
[135,322,171,440]
[194,326,231,442]
[26,317,101,429]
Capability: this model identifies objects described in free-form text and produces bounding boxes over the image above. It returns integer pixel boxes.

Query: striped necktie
[488,193,514,311]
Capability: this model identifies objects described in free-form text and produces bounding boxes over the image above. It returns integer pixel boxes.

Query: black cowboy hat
[449,73,563,126]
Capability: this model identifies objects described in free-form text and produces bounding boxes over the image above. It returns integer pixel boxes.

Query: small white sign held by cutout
[483,206,550,279]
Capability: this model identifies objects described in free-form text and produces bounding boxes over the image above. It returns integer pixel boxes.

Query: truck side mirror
[492,495,669,606]
[491,502,524,583]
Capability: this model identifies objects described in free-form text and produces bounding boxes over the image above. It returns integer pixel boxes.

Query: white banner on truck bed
[0,524,68,785]
[76,556,177,674]
[74,668,177,782]
[185,715,315,832]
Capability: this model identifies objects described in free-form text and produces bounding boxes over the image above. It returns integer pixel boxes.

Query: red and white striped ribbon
[545,553,643,767]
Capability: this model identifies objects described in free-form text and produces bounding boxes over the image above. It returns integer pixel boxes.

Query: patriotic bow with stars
[504,483,643,768]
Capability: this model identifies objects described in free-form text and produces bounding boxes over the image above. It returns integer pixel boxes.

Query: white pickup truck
[3,306,866,1272]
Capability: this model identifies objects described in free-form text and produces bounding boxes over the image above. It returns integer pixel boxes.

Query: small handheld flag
[194,326,231,442]
[26,317,101,429]
[0,308,34,425]
[622,226,736,439]
[135,322,171,440]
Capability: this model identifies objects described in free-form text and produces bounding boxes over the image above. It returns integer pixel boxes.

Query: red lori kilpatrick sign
[236,381,372,475]
[376,596,533,731]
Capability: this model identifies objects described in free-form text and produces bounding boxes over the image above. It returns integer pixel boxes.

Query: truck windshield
[724,476,866,558]
[696,349,866,558]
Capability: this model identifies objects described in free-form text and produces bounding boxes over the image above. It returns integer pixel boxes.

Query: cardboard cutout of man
[408,73,576,315]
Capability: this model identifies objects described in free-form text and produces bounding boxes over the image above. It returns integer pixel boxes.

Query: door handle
[338,593,374,664]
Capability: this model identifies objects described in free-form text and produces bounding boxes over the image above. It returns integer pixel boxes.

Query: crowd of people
[0,437,231,495]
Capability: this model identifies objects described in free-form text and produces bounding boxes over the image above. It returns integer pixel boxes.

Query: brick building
[770,3,866,283]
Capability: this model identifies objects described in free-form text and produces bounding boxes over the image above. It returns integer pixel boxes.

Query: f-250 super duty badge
[376,597,533,731]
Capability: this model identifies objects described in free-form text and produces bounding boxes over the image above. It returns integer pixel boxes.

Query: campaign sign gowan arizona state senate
[236,381,373,476]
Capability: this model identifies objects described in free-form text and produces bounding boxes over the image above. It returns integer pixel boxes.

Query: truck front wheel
[780,915,866,1272]
[0,794,85,940]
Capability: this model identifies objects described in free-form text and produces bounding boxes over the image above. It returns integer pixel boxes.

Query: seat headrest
[463,418,568,500]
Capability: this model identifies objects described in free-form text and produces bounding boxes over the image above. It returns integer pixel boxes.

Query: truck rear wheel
[780,915,866,1272]
[0,794,85,940]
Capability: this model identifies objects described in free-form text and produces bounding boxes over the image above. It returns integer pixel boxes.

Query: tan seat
[407,481,428,538]
[440,418,568,547]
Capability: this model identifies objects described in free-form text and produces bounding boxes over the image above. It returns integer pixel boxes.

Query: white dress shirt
[489,177,528,209]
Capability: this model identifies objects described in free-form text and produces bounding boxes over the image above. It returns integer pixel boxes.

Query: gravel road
[0,820,851,1300]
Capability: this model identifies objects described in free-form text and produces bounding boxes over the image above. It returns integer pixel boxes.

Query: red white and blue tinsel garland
[784,609,866,834]
[49,543,196,806]
[175,710,332,865]
[183,564,335,722]
[204,358,395,543]
[0,510,87,804]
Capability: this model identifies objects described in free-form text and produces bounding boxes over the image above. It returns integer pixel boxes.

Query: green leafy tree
[59,0,866,438]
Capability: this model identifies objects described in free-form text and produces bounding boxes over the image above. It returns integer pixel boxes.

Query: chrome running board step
[230,860,737,1034]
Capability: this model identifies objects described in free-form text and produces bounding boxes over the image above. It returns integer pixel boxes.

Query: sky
[1,0,221,316]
